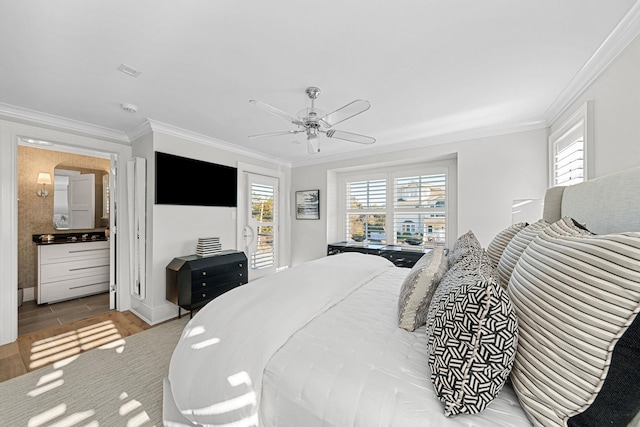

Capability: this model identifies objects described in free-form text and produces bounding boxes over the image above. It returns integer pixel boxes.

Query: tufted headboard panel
[543,165,640,234]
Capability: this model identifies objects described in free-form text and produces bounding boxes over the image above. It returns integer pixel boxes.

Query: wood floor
[0,297,152,383]
[18,292,112,336]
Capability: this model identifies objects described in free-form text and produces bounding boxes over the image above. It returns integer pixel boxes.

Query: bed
[163,165,640,427]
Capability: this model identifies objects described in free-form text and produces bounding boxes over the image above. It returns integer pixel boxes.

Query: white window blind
[550,102,589,187]
[251,182,275,270]
[345,179,387,243]
[342,169,447,249]
[394,173,446,248]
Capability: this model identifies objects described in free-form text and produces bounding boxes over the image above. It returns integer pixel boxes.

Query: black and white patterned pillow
[446,230,482,268]
[426,252,518,416]
[487,222,528,269]
[398,247,448,331]
[509,231,640,427]
[425,248,491,333]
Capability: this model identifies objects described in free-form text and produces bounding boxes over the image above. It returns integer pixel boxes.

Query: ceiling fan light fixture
[307,134,320,154]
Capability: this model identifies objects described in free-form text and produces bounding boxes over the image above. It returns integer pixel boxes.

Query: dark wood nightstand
[166,250,248,318]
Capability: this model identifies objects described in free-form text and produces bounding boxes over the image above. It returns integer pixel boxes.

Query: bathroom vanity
[34,233,110,304]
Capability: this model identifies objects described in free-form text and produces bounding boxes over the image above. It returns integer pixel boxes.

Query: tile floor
[18,292,111,336]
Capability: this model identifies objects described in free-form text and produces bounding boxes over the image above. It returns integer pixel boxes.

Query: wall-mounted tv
[155,151,237,207]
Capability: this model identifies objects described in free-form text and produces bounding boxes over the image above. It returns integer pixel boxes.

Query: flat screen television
[155,151,237,207]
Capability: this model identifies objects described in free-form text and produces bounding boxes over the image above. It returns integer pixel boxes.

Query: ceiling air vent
[117,63,141,77]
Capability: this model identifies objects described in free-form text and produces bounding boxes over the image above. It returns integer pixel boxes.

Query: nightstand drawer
[191,270,246,290]
[190,282,240,304]
[191,261,246,280]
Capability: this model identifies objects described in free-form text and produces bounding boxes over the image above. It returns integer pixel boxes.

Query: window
[250,182,276,271]
[345,178,386,243]
[342,166,448,249]
[393,173,446,247]
[550,101,590,186]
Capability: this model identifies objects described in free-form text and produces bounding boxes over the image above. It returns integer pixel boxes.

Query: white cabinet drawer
[40,276,110,304]
[40,259,110,283]
[37,240,111,304]
[39,241,110,264]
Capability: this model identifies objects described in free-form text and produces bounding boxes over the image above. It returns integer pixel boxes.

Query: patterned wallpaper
[18,146,110,290]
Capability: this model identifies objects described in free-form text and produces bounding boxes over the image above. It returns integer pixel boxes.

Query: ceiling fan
[248,86,375,154]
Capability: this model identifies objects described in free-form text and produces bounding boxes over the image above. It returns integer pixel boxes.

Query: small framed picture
[296,190,320,220]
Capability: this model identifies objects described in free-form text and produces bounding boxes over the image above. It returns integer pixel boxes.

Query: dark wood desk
[327,242,430,268]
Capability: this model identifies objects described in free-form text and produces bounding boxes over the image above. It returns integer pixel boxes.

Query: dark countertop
[32,232,109,245]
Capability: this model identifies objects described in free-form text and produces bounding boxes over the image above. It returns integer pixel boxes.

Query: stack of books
[197,237,221,257]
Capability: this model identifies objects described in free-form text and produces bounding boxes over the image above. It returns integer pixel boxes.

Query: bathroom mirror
[53,167,108,230]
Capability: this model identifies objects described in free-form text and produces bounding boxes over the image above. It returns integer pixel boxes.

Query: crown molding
[544,0,640,124]
[140,119,292,167]
[0,102,130,143]
[291,119,548,168]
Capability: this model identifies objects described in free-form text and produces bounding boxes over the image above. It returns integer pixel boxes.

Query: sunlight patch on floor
[28,320,123,369]
[119,392,151,427]
[27,403,96,427]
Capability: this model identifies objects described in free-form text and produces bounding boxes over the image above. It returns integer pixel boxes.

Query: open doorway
[17,141,114,336]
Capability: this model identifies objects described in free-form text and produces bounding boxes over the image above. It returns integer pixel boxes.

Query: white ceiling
[1,1,638,166]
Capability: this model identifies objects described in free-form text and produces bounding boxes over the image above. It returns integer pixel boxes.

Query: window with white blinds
[394,173,446,247]
[343,168,447,249]
[550,102,589,187]
[345,178,387,243]
[251,182,276,271]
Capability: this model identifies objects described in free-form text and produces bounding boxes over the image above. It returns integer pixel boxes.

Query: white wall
[290,128,549,265]
[550,35,640,178]
[130,129,291,324]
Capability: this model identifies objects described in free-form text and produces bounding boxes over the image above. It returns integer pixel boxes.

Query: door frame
[0,120,132,345]
[236,162,290,280]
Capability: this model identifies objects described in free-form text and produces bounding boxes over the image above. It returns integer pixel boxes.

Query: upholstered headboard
[543,165,640,234]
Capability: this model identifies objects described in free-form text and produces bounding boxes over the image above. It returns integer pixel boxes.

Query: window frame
[338,163,451,249]
[549,101,591,187]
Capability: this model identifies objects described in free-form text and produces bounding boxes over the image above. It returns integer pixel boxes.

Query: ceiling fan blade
[248,130,304,139]
[325,129,376,145]
[249,100,304,126]
[321,100,371,127]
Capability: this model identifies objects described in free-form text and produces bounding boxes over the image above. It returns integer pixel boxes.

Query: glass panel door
[244,173,278,279]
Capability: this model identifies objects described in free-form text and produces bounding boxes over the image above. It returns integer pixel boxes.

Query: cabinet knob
[202,271,207,276]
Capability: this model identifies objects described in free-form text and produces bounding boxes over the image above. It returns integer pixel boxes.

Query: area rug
[0,316,189,426]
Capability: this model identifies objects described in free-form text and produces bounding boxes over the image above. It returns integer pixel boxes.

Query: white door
[68,174,95,229]
[243,173,279,280]
[108,155,117,309]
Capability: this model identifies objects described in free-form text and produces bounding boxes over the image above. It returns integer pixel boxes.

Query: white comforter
[164,253,532,427]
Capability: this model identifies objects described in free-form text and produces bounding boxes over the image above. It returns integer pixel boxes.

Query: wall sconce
[36,172,52,198]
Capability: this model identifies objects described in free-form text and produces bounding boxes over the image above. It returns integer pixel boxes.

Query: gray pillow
[397,247,448,331]
[446,230,482,268]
